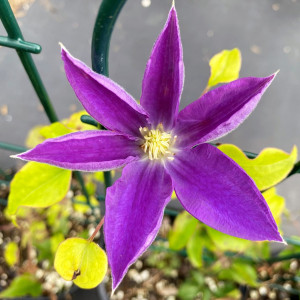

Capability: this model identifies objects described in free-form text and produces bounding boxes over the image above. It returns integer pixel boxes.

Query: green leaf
[218,144,298,190]
[168,211,198,251]
[187,232,203,268]
[213,282,239,299]
[0,274,42,298]
[178,281,201,300]
[219,260,258,287]
[4,242,19,267]
[36,239,52,262]
[50,233,65,254]
[206,226,251,253]
[7,162,72,218]
[46,203,70,235]
[263,187,285,225]
[54,238,108,289]
[207,48,241,88]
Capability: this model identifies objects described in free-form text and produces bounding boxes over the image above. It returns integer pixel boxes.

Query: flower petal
[165,144,283,242]
[105,160,173,291]
[174,74,276,148]
[61,46,149,137]
[140,6,184,130]
[15,131,141,172]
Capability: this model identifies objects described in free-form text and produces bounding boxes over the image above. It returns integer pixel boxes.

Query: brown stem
[200,85,210,97]
[88,216,105,242]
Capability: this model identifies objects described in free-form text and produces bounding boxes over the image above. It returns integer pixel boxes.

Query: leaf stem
[200,85,210,97]
[88,216,105,242]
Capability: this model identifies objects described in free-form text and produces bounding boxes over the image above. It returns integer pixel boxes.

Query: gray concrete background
[0,0,300,235]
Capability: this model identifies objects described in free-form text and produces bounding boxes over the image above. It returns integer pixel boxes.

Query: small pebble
[260,269,268,278]
[283,283,292,290]
[259,286,268,296]
[88,215,96,223]
[269,291,277,299]
[290,260,298,271]
[250,290,259,299]
[140,270,150,281]
[0,280,7,287]
[42,282,52,291]
[66,190,74,198]
[128,269,142,284]
[36,269,44,279]
[13,236,20,243]
[135,260,143,270]
[42,260,50,269]
[116,290,124,300]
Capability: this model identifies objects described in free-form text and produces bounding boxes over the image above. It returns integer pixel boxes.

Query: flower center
[140,124,176,161]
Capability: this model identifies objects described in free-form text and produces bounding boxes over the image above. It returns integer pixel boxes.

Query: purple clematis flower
[15,5,283,290]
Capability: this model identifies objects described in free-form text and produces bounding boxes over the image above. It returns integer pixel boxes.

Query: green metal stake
[0,0,58,123]
[91,0,127,190]
[92,0,127,77]
[0,0,90,204]
[0,36,41,54]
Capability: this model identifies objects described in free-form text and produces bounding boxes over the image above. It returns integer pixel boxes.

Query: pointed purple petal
[174,74,276,148]
[165,144,283,242]
[61,47,149,137]
[15,131,141,171]
[105,160,173,291]
[140,6,184,130]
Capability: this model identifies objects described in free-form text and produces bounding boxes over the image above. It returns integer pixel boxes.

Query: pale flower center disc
[140,124,175,161]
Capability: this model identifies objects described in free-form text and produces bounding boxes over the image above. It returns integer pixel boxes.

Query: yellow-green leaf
[263,187,285,225]
[39,122,71,139]
[62,110,96,131]
[206,226,251,253]
[7,162,72,217]
[168,211,198,251]
[187,232,203,268]
[54,238,107,289]
[4,242,19,267]
[25,125,45,148]
[73,195,99,213]
[25,110,95,148]
[29,221,48,243]
[93,170,115,183]
[171,190,177,199]
[207,48,241,88]
[218,144,297,190]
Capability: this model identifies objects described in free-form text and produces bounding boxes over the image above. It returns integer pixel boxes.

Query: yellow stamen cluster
[140,124,176,161]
